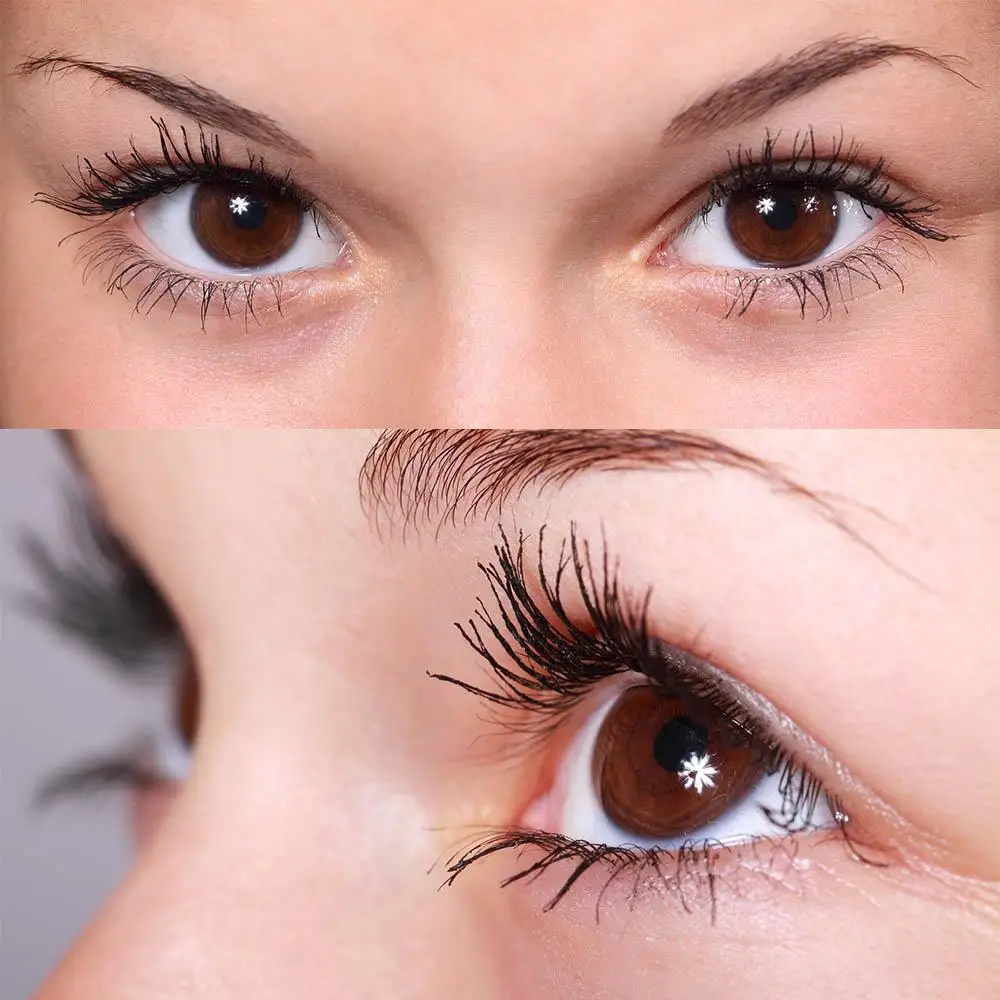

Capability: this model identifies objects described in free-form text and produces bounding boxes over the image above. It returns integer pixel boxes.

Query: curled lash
[704,126,952,243]
[431,525,871,911]
[21,492,188,803]
[442,828,804,922]
[20,489,181,674]
[35,116,316,219]
[721,229,924,320]
[690,127,956,320]
[76,230,288,329]
[35,118,323,327]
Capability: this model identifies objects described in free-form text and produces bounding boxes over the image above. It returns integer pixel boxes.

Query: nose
[31,733,514,997]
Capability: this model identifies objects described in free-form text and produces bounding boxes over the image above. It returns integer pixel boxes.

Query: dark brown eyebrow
[14,53,312,157]
[663,36,974,142]
[358,429,870,544]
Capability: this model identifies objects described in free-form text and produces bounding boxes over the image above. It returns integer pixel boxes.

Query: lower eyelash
[442,823,845,923]
[76,230,287,330]
[719,229,923,321]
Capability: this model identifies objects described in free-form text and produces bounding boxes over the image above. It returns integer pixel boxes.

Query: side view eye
[674,187,879,270]
[552,682,836,851]
[135,182,349,275]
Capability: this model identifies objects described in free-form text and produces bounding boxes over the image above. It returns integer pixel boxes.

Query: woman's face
[1,1,998,427]
[34,430,1000,998]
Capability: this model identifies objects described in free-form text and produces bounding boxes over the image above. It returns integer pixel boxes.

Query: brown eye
[591,686,764,839]
[174,655,200,750]
[189,184,303,268]
[726,187,839,267]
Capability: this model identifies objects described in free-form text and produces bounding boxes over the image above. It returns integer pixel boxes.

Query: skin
[31,429,1000,998]
[0,1,997,427]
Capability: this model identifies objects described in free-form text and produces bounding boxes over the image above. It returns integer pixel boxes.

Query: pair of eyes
[153,664,833,851]
[136,181,878,280]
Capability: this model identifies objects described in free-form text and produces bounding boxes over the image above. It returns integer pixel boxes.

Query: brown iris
[591,686,763,839]
[726,186,838,268]
[189,184,302,268]
[174,655,200,749]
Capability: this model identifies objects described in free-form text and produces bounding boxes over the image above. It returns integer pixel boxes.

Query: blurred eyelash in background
[20,489,181,674]
[19,487,187,802]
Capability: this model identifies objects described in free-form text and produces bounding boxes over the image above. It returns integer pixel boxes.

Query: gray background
[0,432,163,1000]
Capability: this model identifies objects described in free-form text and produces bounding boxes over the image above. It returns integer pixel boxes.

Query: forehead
[10,0,990,221]
[16,0,976,126]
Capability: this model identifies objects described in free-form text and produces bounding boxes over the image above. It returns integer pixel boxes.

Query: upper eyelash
[35,119,324,327]
[677,127,957,320]
[20,491,182,675]
[432,523,887,912]
[700,126,952,243]
[35,116,317,220]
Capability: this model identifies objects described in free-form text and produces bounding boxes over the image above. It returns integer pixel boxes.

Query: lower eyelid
[655,225,929,322]
[74,227,348,330]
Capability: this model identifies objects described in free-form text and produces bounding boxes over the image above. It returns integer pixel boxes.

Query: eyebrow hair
[359,429,859,540]
[14,53,312,157]
[663,36,974,142]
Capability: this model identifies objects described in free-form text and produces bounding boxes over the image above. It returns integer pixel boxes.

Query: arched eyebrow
[15,37,970,159]
[358,429,861,540]
[13,53,312,157]
[662,36,974,143]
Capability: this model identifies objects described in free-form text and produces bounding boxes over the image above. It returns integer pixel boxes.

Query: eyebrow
[14,53,312,156]
[359,429,859,540]
[663,36,973,142]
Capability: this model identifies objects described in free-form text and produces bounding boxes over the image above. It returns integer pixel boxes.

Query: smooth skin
[0,1,998,427]
[31,430,1000,998]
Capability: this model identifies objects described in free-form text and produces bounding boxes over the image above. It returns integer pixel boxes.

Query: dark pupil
[758,193,799,232]
[652,714,709,772]
[229,194,269,231]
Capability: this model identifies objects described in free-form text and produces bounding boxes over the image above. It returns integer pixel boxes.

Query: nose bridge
[34,762,512,999]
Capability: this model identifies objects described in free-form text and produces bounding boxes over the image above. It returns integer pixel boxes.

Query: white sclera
[148,725,193,783]
[674,192,881,270]
[556,685,835,851]
[134,185,346,277]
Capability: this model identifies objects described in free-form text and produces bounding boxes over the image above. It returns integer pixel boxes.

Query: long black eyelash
[36,116,316,220]
[705,127,951,243]
[20,493,187,803]
[695,127,955,320]
[431,524,876,911]
[442,828,804,922]
[35,118,321,328]
[19,490,181,676]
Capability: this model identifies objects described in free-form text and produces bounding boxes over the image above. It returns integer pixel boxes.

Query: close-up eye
[135,181,348,275]
[554,681,835,850]
[436,522,862,911]
[673,186,877,270]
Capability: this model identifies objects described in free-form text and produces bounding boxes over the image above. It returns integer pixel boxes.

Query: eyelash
[676,127,954,320]
[22,495,187,800]
[38,122,954,326]
[432,524,880,913]
[36,118,325,328]
[29,502,883,912]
